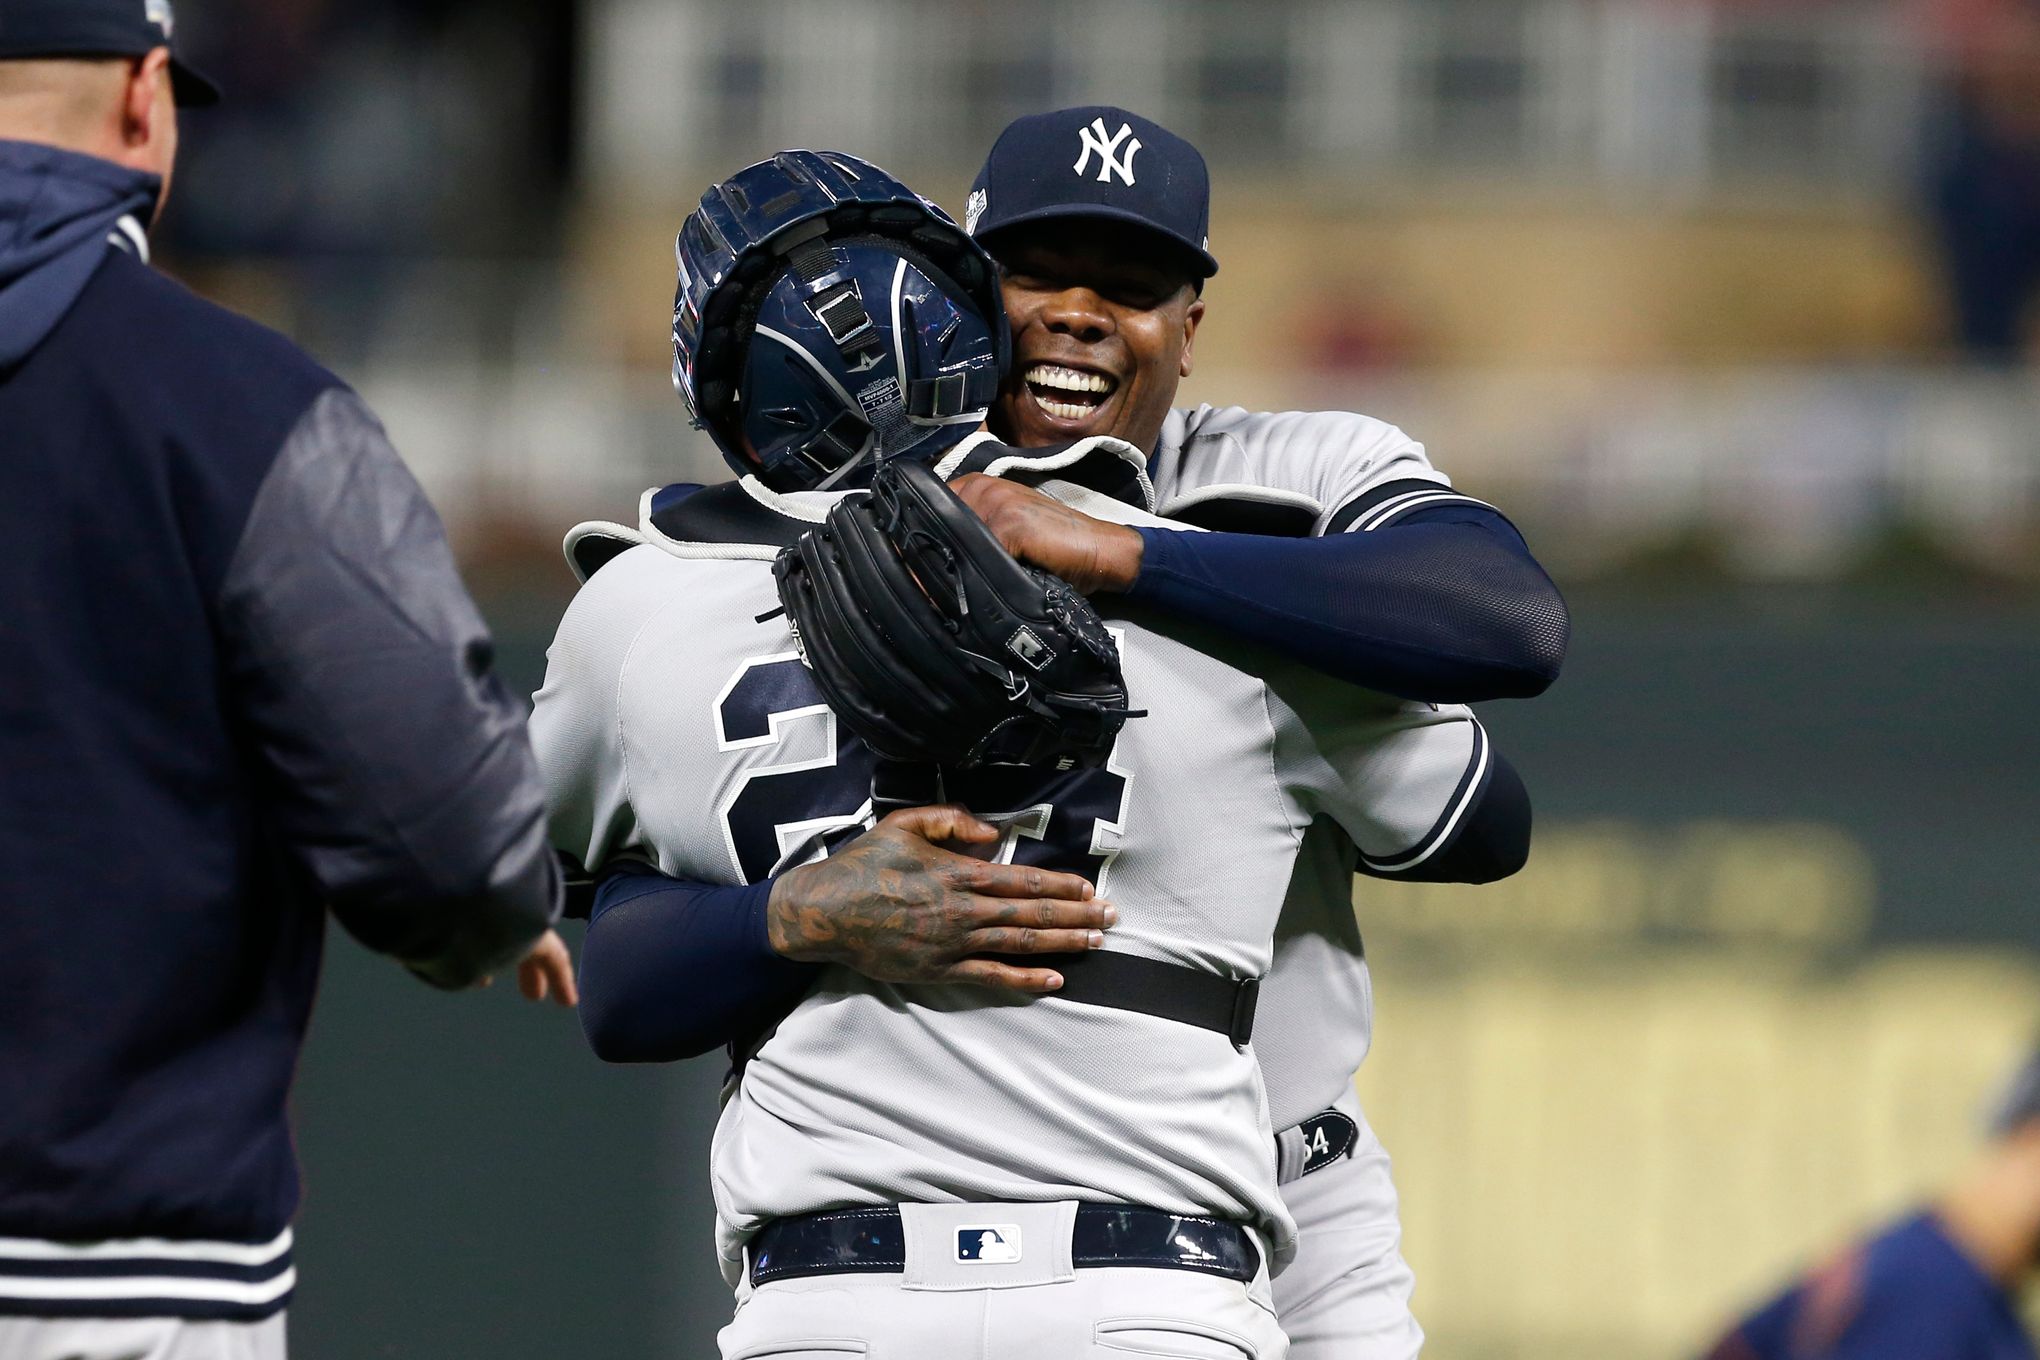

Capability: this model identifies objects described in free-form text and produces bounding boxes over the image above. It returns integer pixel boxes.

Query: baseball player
[957,105,1573,1359]
[535,153,1529,1359]
[568,110,1565,1360]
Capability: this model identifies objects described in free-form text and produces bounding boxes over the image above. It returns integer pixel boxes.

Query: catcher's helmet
[672,151,1008,491]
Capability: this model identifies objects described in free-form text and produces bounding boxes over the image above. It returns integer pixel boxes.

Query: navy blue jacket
[1706,1213,2035,1360]
[0,141,559,1320]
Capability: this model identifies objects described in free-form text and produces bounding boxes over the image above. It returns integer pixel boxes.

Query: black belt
[870,762,1260,1048]
[987,950,1260,1047]
[748,1203,1260,1287]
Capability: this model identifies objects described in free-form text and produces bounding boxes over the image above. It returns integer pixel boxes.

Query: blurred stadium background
[151,0,2040,1355]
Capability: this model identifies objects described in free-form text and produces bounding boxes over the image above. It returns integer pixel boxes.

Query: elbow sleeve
[1372,750,1532,885]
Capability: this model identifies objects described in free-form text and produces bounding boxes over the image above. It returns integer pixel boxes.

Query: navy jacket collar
[0,139,161,369]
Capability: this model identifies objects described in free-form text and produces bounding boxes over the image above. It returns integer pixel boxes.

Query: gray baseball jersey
[1145,405,1498,1130]
[531,446,1487,1287]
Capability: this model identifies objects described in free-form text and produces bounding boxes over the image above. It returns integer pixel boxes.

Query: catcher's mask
[672,151,1008,492]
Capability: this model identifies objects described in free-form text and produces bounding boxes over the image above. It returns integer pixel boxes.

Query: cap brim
[976,203,1217,279]
[169,58,220,108]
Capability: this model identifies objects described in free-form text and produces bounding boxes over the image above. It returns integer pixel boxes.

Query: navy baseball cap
[966,105,1217,281]
[0,0,220,107]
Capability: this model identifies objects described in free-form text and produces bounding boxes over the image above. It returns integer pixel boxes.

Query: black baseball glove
[773,457,1135,769]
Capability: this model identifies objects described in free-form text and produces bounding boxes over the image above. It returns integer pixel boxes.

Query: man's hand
[947,473,1145,594]
[513,930,579,1007]
[767,804,1116,994]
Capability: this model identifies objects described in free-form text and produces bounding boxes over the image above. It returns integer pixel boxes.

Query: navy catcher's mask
[672,151,1008,491]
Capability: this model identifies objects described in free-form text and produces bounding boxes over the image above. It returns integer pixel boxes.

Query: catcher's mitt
[773,458,1135,769]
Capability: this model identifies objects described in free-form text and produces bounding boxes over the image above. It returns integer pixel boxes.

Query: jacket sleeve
[216,387,561,987]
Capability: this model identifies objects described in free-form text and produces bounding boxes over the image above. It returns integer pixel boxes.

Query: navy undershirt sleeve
[1126,505,1569,704]
[576,862,816,1063]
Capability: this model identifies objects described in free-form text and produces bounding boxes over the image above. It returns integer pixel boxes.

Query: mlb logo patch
[955,1224,1022,1264]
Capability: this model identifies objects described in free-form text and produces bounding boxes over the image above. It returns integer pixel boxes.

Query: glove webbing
[806,520,998,744]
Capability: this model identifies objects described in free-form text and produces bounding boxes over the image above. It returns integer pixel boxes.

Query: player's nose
[1038,286,1112,345]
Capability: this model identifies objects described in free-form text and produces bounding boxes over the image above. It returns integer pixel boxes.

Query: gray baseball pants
[0,1315,285,1360]
[1273,1092,1423,1360]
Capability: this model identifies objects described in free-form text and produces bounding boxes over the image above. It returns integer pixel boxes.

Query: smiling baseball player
[564,111,1564,1359]
[954,107,1571,1359]
[536,151,1535,1360]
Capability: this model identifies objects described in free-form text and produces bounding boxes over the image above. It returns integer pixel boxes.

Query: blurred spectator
[1702,1042,2040,1360]
[150,0,578,367]
[1922,0,2040,362]
[161,0,574,260]
[1298,283,1426,375]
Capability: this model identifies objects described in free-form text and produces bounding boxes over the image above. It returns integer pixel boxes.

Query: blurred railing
[584,0,1932,202]
[360,359,2040,587]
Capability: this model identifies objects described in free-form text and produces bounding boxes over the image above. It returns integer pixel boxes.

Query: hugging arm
[1128,504,1568,703]
[577,867,806,1063]
[1358,743,1531,885]
[950,470,1569,704]
[574,806,1113,1063]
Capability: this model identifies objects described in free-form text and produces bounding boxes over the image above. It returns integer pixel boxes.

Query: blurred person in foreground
[1705,1044,2040,1360]
[0,4,573,1358]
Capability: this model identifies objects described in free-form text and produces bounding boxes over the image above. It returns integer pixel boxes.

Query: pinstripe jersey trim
[1358,721,1491,874]
[1327,477,1497,535]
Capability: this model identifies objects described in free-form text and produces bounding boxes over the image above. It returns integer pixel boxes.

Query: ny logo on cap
[1072,118,1141,187]
[145,0,175,37]
[964,188,988,235]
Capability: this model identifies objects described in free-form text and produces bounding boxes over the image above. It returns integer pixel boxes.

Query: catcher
[533,153,1527,1359]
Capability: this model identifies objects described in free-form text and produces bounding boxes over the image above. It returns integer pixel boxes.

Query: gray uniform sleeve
[218,388,561,987]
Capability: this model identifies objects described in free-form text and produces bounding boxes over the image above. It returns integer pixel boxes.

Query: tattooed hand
[766,804,1116,994]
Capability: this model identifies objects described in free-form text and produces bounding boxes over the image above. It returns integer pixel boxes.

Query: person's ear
[120,48,173,151]
[1178,295,1206,379]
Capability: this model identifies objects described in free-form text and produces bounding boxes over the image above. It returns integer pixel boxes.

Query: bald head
[0,51,178,216]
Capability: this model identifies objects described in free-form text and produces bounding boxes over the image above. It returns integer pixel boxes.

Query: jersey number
[715,656,1129,887]
[715,656,869,882]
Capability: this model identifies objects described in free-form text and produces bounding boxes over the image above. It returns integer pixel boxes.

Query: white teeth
[1037,396,1094,421]
[1025,363,1115,396]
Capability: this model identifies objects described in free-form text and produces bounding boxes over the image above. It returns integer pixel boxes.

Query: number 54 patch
[1276,1110,1360,1184]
